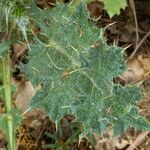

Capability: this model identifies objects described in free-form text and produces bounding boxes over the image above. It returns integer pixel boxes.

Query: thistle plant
[0,0,149,150]
[21,2,150,136]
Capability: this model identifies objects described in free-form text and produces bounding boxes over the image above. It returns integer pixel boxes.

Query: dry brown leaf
[12,43,27,67]
[13,79,35,112]
[12,43,27,59]
[122,54,150,84]
[37,0,55,9]
[95,135,129,150]
[87,1,104,18]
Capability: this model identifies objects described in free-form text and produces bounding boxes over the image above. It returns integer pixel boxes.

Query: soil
[0,0,150,149]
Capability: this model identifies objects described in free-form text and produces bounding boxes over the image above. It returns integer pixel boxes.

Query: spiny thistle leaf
[102,0,127,17]
[21,3,150,135]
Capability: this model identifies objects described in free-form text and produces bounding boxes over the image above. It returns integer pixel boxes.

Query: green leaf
[21,3,150,136]
[102,0,127,17]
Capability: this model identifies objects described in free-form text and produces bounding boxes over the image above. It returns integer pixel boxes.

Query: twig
[127,131,150,150]
[129,0,139,47]
[128,30,150,61]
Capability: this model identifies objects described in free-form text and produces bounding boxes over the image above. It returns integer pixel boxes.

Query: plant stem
[3,53,15,150]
